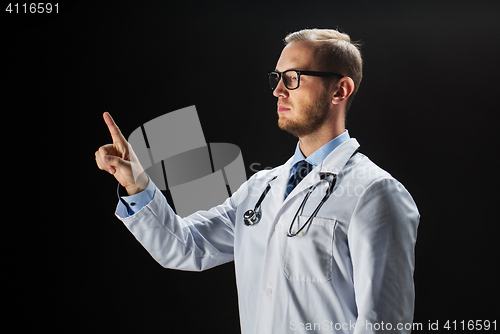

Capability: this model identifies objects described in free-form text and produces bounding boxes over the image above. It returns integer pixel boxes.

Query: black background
[4,0,499,332]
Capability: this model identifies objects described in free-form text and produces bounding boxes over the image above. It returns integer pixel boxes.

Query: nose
[273,77,289,98]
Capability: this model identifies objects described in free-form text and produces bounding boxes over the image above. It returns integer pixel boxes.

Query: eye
[285,72,298,81]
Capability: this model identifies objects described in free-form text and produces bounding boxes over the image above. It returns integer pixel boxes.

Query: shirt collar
[290,130,350,171]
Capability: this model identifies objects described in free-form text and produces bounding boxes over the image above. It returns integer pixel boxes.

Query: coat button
[266,288,273,295]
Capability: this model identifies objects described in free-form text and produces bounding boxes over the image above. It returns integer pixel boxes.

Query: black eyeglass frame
[268,69,343,90]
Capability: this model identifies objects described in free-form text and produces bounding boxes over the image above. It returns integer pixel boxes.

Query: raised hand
[95,112,148,195]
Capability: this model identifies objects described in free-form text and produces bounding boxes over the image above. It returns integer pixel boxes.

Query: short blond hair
[284,28,363,112]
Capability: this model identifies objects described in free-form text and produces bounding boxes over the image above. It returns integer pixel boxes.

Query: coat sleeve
[115,182,243,272]
[348,178,420,333]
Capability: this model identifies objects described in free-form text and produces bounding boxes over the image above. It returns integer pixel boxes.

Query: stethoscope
[243,172,337,237]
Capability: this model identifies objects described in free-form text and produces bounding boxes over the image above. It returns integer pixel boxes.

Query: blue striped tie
[285,160,313,198]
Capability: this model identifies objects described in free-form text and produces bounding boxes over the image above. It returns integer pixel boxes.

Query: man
[95,28,419,333]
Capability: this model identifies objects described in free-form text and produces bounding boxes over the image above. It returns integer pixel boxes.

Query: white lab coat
[116,138,420,334]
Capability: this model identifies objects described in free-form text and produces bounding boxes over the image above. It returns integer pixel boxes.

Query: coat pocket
[283,216,337,283]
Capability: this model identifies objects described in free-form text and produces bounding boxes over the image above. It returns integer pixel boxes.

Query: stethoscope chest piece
[244,209,261,226]
[243,175,277,226]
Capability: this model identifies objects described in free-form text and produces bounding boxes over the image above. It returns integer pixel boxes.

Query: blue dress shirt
[118,177,157,216]
[288,129,350,174]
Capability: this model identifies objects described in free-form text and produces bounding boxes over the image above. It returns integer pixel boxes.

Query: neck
[298,121,345,158]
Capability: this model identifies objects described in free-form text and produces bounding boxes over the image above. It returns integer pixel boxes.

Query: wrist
[125,185,144,196]
[125,173,149,195]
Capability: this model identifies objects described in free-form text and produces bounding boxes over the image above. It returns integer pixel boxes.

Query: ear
[332,77,355,105]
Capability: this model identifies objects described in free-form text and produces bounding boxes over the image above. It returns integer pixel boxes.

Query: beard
[278,89,330,137]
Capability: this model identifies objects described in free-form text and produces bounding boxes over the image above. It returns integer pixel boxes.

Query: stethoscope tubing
[287,174,336,237]
[243,173,337,237]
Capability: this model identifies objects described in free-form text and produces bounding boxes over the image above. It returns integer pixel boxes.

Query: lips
[278,105,291,112]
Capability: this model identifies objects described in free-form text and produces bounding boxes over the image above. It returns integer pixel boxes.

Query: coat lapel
[280,138,360,207]
[267,156,292,209]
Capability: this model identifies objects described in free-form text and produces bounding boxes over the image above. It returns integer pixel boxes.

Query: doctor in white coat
[95,28,419,334]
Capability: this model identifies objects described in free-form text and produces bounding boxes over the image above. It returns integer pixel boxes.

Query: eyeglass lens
[269,71,299,90]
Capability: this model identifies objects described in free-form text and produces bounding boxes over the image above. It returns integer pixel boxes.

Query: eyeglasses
[268,69,343,90]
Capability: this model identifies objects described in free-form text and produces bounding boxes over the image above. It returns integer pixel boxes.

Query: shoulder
[342,152,419,219]
[350,152,390,177]
[338,152,394,187]
[247,155,292,185]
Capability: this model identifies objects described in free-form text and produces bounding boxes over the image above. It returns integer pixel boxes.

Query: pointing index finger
[103,112,127,144]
